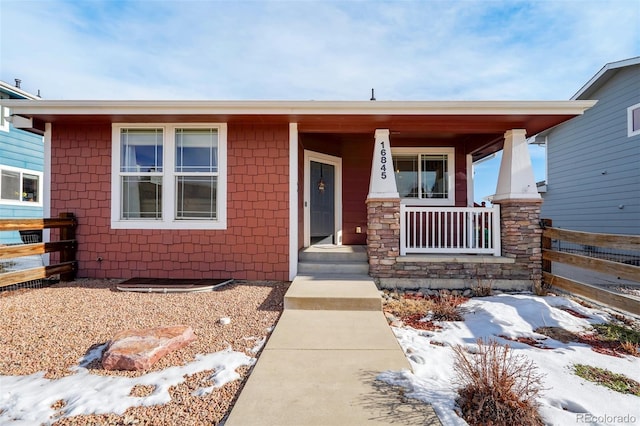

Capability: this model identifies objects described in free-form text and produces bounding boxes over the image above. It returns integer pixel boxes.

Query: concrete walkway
[225,275,442,426]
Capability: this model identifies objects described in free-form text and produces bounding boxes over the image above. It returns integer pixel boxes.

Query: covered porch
[292,105,593,289]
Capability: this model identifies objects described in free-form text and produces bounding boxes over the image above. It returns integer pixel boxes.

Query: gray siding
[541,65,640,235]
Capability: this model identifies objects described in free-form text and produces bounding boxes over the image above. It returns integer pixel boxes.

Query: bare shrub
[472,277,493,297]
[384,298,434,318]
[532,279,550,296]
[429,295,466,322]
[621,341,639,356]
[453,338,545,426]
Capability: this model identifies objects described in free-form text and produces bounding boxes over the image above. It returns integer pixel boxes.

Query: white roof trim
[572,57,640,100]
[0,80,40,100]
[0,99,597,117]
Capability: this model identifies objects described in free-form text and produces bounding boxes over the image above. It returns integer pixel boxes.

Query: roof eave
[0,99,598,118]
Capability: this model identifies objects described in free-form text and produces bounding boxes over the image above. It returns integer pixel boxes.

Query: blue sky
[1,0,639,202]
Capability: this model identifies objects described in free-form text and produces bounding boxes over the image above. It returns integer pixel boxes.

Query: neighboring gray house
[537,57,640,235]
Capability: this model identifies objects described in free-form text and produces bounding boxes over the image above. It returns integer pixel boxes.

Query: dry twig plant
[453,338,545,426]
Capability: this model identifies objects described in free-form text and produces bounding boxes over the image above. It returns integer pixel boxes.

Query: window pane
[121,176,162,219]
[633,107,640,132]
[176,129,218,172]
[176,176,217,219]
[421,154,448,198]
[1,170,20,200]
[121,129,163,172]
[22,174,39,202]
[393,155,419,198]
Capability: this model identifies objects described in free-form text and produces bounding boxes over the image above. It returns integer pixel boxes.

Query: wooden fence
[0,212,77,288]
[541,219,640,315]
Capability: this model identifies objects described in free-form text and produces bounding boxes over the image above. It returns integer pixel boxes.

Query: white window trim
[0,164,44,207]
[111,123,227,230]
[392,147,455,206]
[0,105,10,132]
[628,103,640,137]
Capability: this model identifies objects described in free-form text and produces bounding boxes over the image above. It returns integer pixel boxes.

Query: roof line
[0,80,40,100]
[0,99,597,117]
[572,56,640,100]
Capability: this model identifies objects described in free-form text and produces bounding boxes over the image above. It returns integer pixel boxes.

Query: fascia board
[0,99,598,118]
[572,57,640,100]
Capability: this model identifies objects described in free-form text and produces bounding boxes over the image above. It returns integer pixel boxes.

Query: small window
[0,167,42,204]
[392,148,455,205]
[628,103,640,137]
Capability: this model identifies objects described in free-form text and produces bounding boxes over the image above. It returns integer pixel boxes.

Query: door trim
[304,150,342,247]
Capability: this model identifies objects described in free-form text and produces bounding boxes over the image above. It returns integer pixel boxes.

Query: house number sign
[380,141,387,179]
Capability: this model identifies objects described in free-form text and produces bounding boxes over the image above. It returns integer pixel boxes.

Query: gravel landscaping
[0,279,289,425]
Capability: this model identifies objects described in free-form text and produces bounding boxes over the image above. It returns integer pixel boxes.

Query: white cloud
[1,0,638,100]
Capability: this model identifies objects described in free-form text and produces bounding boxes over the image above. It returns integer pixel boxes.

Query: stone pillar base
[366,198,400,278]
[493,198,543,286]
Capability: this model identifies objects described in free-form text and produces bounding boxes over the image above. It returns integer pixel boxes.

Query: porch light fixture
[318,164,326,193]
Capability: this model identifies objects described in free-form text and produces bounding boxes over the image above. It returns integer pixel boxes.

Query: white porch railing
[400,205,501,256]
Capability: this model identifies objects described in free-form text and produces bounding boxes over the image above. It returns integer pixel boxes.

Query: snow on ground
[0,345,257,425]
[2,292,638,425]
[379,294,640,426]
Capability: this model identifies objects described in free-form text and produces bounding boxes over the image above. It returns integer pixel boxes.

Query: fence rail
[541,219,640,315]
[0,213,77,288]
[400,205,501,256]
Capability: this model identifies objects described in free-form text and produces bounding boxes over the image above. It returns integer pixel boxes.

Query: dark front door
[310,161,335,244]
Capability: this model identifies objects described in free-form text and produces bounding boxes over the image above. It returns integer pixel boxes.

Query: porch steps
[284,275,382,311]
[297,244,369,276]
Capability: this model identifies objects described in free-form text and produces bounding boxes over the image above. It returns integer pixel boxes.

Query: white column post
[43,123,52,265]
[493,129,541,202]
[466,154,474,206]
[288,123,298,281]
[367,129,399,199]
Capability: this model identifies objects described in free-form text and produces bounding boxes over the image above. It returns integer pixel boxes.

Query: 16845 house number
[380,141,388,179]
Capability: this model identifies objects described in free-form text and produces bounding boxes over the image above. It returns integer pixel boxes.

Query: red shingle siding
[50,123,290,281]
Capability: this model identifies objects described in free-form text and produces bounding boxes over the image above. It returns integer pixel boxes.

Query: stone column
[366,129,400,278]
[494,199,543,283]
[366,199,400,278]
[492,129,543,287]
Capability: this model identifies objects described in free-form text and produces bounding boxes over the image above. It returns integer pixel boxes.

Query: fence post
[541,218,552,276]
[59,212,77,281]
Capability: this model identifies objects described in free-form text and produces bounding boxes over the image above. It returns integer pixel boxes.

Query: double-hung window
[392,147,455,206]
[112,124,227,229]
[175,128,218,219]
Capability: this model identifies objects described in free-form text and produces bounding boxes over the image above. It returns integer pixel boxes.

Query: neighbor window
[628,103,640,137]
[392,148,455,205]
[112,124,227,229]
[0,166,42,204]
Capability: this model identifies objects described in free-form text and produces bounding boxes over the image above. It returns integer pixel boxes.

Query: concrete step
[299,245,368,262]
[297,260,369,275]
[284,276,382,311]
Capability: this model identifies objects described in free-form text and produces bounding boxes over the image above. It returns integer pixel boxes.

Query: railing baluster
[399,206,500,255]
